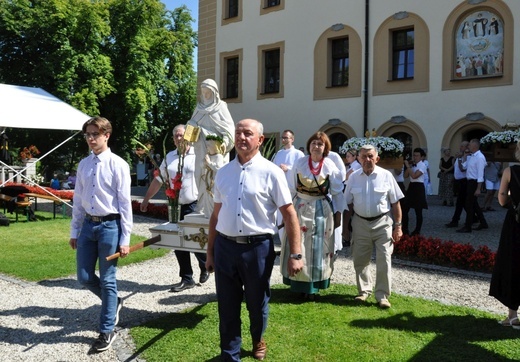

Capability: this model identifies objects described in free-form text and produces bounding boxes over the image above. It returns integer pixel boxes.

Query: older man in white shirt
[343,144,404,309]
[140,124,208,292]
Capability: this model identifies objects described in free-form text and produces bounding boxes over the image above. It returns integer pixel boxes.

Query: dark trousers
[402,204,423,235]
[214,234,275,361]
[176,202,206,283]
[464,179,487,228]
[451,178,467,223]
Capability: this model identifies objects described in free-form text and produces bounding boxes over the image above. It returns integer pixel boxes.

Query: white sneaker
[114,297,123,326]
[92,331,116,352]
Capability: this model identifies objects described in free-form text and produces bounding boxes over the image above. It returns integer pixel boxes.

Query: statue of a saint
[186,79,235,218]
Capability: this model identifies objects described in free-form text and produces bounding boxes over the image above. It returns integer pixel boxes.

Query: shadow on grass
[350,312,518,361]
[124,304,214,362]
[267,286,518,361]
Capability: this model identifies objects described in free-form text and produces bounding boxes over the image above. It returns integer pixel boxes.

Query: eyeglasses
[84,132,103,139]
[281,136,291,140]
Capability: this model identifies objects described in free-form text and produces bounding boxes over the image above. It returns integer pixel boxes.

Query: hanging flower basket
[340,136,404,170]
[480,130,520,162]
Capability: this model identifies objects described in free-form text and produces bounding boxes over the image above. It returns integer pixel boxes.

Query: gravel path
[0,205,507,361]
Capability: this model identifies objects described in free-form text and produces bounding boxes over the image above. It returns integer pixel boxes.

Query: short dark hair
[413,147,426,157]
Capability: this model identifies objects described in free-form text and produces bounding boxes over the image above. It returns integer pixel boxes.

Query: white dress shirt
[454,157,467,180]
[272,145,305,191]
[158,147,197,205]
[214,152,292,236]
[344,166,404,217]
[410,160,427,183]
[70,148,133,246]
[465,150,487,182]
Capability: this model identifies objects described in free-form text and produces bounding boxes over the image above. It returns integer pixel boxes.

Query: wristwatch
[290,253,302,260]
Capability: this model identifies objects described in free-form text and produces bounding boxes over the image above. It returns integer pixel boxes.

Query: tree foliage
[0,0,196,178]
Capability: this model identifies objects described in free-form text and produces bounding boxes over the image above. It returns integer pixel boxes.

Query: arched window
[314,24,362,100]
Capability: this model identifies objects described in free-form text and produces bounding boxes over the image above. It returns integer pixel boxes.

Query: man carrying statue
[185,79,235,218]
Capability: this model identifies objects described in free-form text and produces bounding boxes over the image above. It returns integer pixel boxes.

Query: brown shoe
[253,339,267,360]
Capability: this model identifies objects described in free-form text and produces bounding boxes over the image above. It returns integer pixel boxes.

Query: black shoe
[445,221,458,228]
[170,280,183,289]
[473,224,489,231]
[199,271,210,284]
[456,227,472,233]
[114,297,123,326]
[92,331,116,352]
[169,281,195,293]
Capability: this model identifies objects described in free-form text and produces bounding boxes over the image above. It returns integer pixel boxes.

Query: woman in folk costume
[187,79,235,218]
[281,132,344,300]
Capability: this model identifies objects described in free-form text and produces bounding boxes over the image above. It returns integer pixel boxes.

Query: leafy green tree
[0,0,196,179]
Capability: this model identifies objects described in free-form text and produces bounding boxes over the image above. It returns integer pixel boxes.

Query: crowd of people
[67,81,517,360]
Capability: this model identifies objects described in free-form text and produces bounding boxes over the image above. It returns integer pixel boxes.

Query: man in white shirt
[140,125,208,292]
[206,119,303,361]
[457,138,488,233]
[69,117,132,353]
[272,129,305,192]
[343,144,404,309]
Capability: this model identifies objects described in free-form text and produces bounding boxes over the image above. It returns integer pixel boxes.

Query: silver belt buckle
[90,215,102,222]
[234,236,249,244]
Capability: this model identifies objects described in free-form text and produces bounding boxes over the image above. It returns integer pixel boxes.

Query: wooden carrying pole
[106,235,161,261]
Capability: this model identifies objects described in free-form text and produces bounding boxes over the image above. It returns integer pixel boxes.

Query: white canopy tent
[0,84,89,130]
[0,84,91,200]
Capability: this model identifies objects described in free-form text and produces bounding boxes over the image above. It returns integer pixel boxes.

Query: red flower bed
[2,182,74,200]
[394,234,495,273]
[132,200,168,220]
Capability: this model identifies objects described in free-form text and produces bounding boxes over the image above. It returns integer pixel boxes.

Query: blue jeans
[76,219,121,333]
[214,234,275,361]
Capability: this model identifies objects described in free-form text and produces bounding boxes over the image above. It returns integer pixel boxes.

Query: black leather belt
[219,232,272,244]
[355,212,388,222]
[86,213,121,222]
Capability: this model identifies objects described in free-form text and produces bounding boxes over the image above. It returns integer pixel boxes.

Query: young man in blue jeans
[69,116,132,353]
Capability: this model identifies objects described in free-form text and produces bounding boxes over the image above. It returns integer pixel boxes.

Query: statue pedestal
[149,213,209,253]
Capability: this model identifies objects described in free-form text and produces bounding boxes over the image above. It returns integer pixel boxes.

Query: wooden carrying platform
[378,156,404,170]
[23,193,71,219]
[149,214,209,253]
[0,193,32,222]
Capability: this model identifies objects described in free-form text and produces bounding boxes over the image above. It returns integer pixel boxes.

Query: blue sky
[162,0,198,27]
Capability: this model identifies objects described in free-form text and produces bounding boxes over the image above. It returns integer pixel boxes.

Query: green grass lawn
[130,284,520,362]
[0,211,168,281]
[1,211,517,361]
